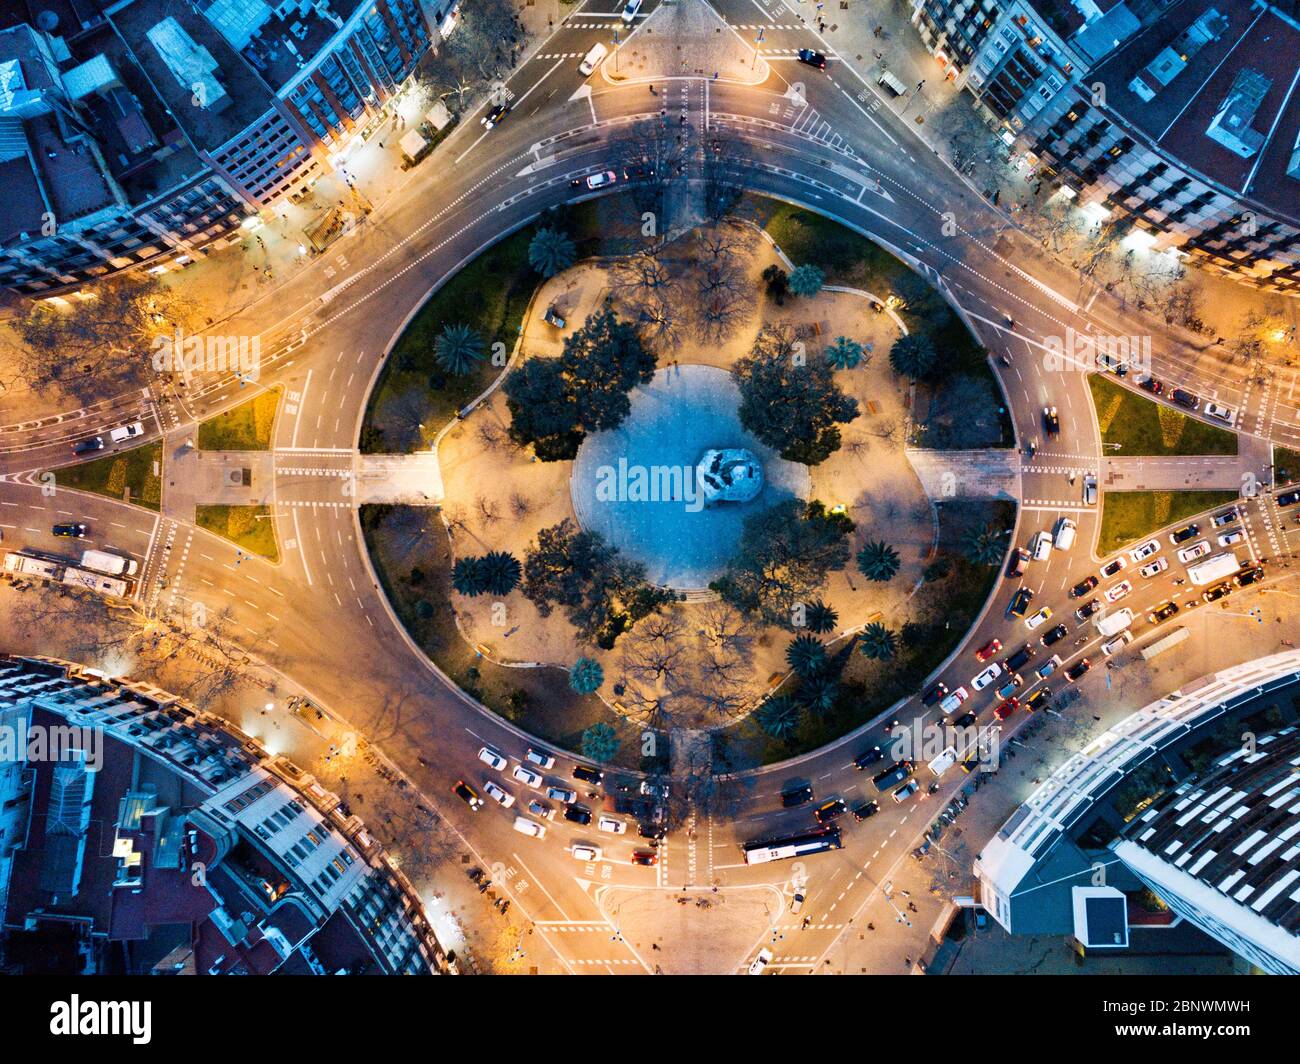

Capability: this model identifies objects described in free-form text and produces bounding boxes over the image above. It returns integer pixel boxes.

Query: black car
[1235,566,1265,587]
[73,436,104,455]
[1075,599,1101,621]
[921,683,948,707]
[1170,523,1200,544]
[52,522,87,538]
[1007,587,1034,617]
[814,798,848,824]
[1070,575,1099,598]
[1065,658,1091,682]
[1171,388,1200,410]
[481,103,510,129]
[796,48,827,70]
[1138,376,1162,394]
[573,764,604,785]
[853,746,884,770]
[1278,489,1300,507]
[871,761,913,792]
[1041,623,1068,647]
[1004,644,1035,672]
[563,804,592,825]
[851,800,880,821]
[1148,600,1179,623]
[950,711,978,729]
[781,784,814,808]
[1006,547,1030,578]
[1042,406,1060,435]
[1202,583,1232,603]
[452,780,482,810]
[638,822,666,840]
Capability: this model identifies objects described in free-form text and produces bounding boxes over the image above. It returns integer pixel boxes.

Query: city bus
[1187,551,1242,586]
[743,827,843,865]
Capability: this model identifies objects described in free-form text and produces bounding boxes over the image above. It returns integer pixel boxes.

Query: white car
[1129,539,1160,562]
[1025,606,1053,630]
[621,0,643,22]
[939,687,969,715]
[1217,530,1245,547]
[597,816,627,834]
[572,844,602,862]
[527,799,554,820]
[748,948,774,975]
[586,170,617,190]
[109,421,144,443]
[484,781,515,808]
[1138,557,1168,579]
[512,765,544,789]
[790,892,805,915]
[478,746,508,771]
[1177,540,1212,564]
[512,816,547,838]
[971,663,1003,691]
[547,785,577,804]
[1204,401,1235,425]
[525,748,556,769]
[1104,580,1133,603]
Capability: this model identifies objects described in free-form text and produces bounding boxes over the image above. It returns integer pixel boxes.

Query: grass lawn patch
[1088,375,1237,456]
[1274,446,1300,485]
[1097,491,1239,556]
[56,441,162,512]
[197,387,281,450]
[196,504,279,562]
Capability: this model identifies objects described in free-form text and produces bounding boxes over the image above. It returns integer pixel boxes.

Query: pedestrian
[867,922,875,931]
[904,956,911,967]
[873,25,883,38]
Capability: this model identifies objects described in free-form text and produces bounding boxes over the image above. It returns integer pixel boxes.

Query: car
[73,436,104,455]
[525,748,556,769]
[994,676,1023,699]
[52,522,88,538]
[951,711,978,729]
[481,102,510,129]
[1065,658,1092,682]
[1004,644,1035,672]
[513,815,546,838]
[1102,631,1134,656]
[573,764,604,785]
[1148,601,1179,623]
[598,816,627,834]
[971,663,1003,690]
[872,761,914,791]
[796,47,828,69]
[478,746,508,771]
[631,849,658,866]
[1025,687,1052,711]
[892,780,920,803]
[572,844,601,861]
[639,780,669,798]
[1075,599,1101,621]
[638,822,667,840]
[1278,489,1300,507]
[108,422,144,443]
[814,798,848,824]
[1007,547,1031,578]
[853,746,884,770]
[1177,540,1212,563]
[563,804,592,825]
[1098,350,1128,376]
[1139,557,1168,578]
[1042,406,1060,434]
[527,799,555,820]
[851,800,880,821]
[1217,530,1245,547]
[1025,606,1053,630]
[790,892,805,914]
[1008,587,1034,617]
[1041,623,1068,647]
[975,638,1002,662]
[1236,566,1265,587]
[1171,388,1200,410]
[1030,530,1054,561]
[993,698,1018,721]
[1036,655,1062,680]
[1071,575,1099,598]
[585,169,617,190]
[1100,557,1127,578]
[1204,401,1235,425]
[748,948,774,975]
[1104,581,1133,603]
[483,780,514,808]
[939,687,970,714]
[620,0,642,21]
[512,765,544,788]
[1170,524,1201,545]
[547,785,578,804]
[1211,508,1238,528]
[452,780,482,809]
[1203,583,1233,603]
[921,682,949,706]
[1138,376,1163,395]
[1129,539,1160,562]
[1083,474,1098,506]
[781,784,814,807]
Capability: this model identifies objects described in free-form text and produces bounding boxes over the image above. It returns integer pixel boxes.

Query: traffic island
[1096,491,1239,555]
[54,440,163,512]
[599,0,770,86]
[195,504,280,563]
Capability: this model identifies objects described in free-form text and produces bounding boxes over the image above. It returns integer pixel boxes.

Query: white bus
[743,828,843,865]
[1187,551,1242,586]
[80,549,138,576]
[3,552,61,579]
[61,566,130,598]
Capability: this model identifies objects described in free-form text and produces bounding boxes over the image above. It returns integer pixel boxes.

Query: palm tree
[451,556,487,596]
[889,333,937,380]
[435,324,485,375]
[804,600,839,634]
[859,622,898,660]
[824,336,865,371]
[581,721,620,762]
[800,674,840,714]
[963,524,1008,566]
[528,227,576,277]
[756,695,802,740]
[480,550,523,595]
[856,540,901,582]
[788,263,825,298]
[569,657,604,694]
[785,633,827,677]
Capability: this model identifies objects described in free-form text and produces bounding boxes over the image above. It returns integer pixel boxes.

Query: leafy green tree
[755,695,802,739]
[528,226,577,277]
[788,264,825,298]
[569,657,605,694]
[856,540,900,582]
[804,600,838,634]
[504,358,583,460]
[799,674,840,714]
[581,721,620,762]
[434,324,485,375]
[859,622,898,660]
[785,633,827,677]
[452,556,487,596]
[733,325,858,465]
[479,550,523,595]
[824,336,866,371]
[963,524,1009,566]
[889,333,937,380]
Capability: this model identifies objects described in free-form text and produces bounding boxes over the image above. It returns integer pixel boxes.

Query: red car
[993,698,1019,721]
[631,850,658,866]
[975,639,1002,663]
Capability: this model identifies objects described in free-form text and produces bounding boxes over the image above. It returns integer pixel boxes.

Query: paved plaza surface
[570,364,810,589]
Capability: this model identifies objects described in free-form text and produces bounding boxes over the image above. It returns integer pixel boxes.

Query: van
[1052,518,1076,552]
[579,42,607,75]
[1083,475,1097,506]
[109,422,144,444]
[877,71,908,96]
[1030,530,1054,561]
[1095,607,1133,638]
[1101,630,1133,656]
[80,549,138,577]
[927,747,958,777]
